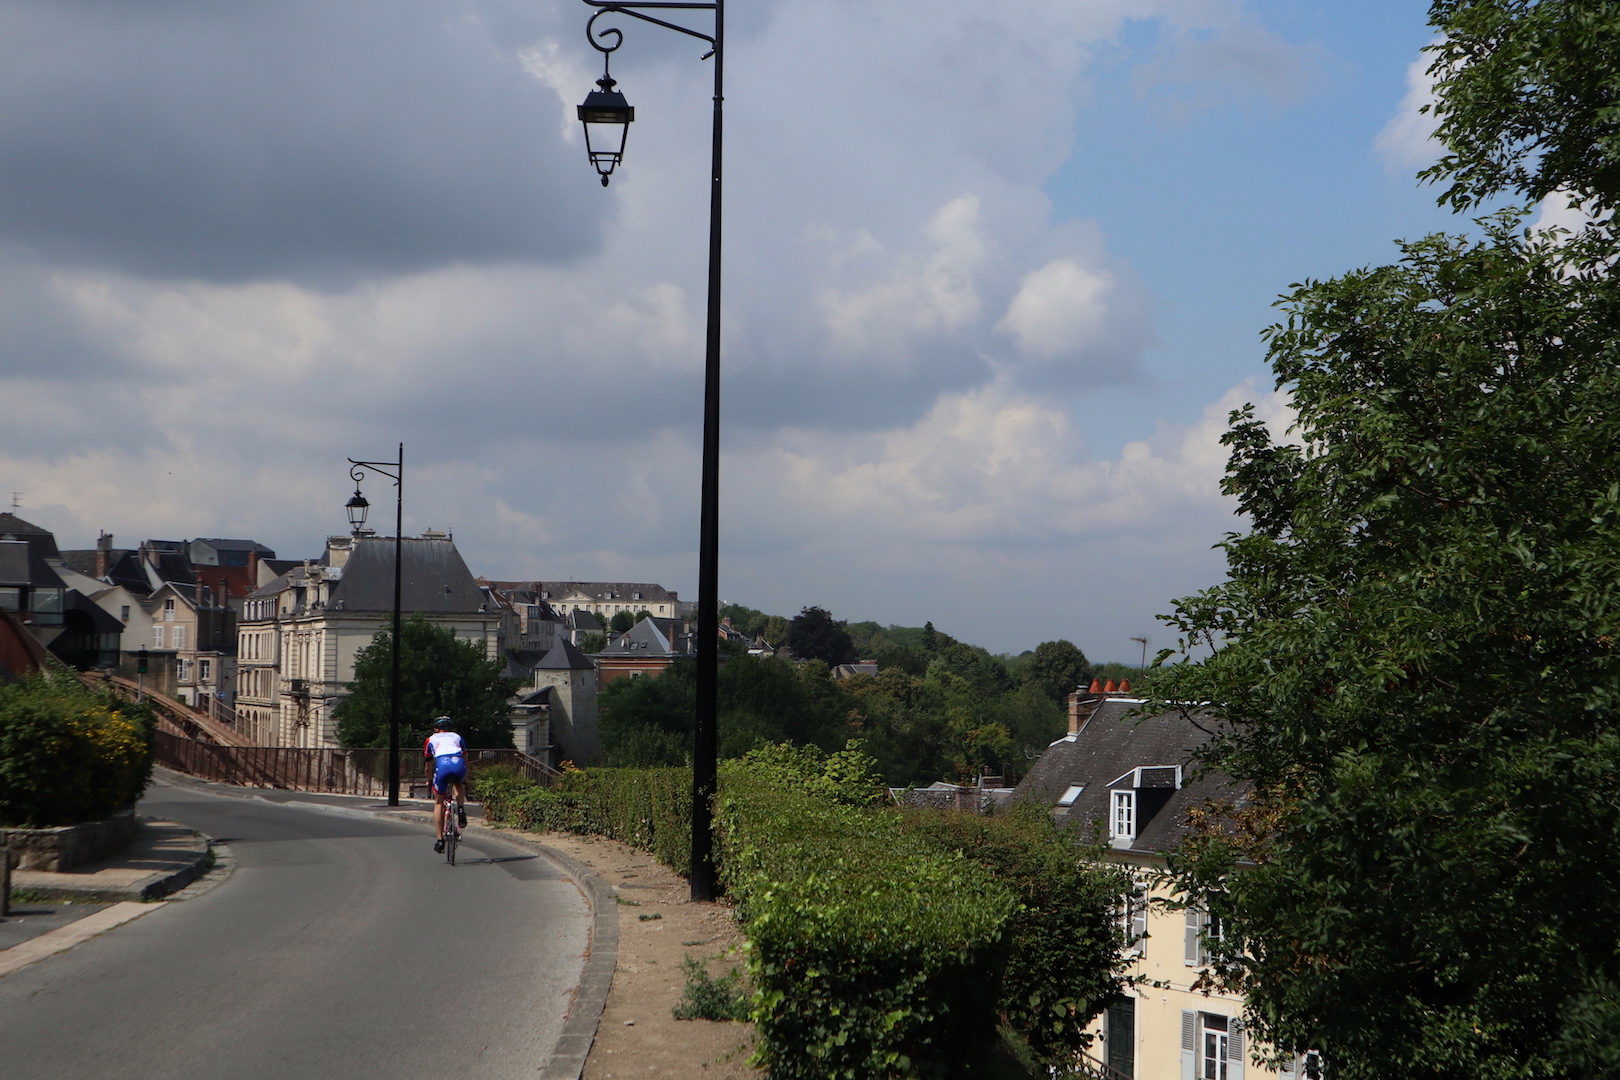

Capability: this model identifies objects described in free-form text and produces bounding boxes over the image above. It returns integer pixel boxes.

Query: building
[533,581,688,622]
[530,637,601,766]
[593,615,695,683]
[1013,683,1311,1080]
[235,531,502,748]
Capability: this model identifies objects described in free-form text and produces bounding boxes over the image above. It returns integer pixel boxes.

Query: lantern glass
[578,79,634,185]
[346,490,370,531]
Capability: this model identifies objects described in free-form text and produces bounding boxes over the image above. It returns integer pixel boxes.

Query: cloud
[1132,14,1320,117]
[1376,48,1443,172]
[0,0,606,285]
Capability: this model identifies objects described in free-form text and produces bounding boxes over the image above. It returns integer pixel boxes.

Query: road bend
[0,779,591,1080]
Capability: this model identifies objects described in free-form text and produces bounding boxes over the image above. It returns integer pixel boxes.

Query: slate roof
[0,539,67,589]
[536,637,597,671]
[0,513,60,558]
[1012,697,1244,856]
[327,536,485,614]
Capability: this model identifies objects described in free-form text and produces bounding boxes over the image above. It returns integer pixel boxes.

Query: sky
[0,1,1526,661]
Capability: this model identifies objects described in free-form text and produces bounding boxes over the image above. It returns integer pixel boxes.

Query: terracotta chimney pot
[1119,678,1131,693]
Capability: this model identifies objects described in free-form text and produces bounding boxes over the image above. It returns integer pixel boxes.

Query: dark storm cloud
[0,1,603,286]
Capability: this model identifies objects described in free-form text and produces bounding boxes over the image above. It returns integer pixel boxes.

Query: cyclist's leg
[432,783,447,850]
[452,776,468,826]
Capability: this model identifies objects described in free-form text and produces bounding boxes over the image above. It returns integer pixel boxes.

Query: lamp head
[345,488,370,532]
[578,74,634,186]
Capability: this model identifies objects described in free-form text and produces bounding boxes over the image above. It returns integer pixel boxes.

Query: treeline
[600,604,1145,786]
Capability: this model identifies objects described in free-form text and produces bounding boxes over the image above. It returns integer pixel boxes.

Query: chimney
[248,548,260,585]
[1068,687,1105,735]
[1104,679,1117,693]
[1119,678,1131,694]
[96,531,113,578]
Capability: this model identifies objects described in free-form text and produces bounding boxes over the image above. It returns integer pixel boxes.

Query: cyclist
[424,716,468,853]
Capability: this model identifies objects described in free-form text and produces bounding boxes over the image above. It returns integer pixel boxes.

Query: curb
[12,818,216,904]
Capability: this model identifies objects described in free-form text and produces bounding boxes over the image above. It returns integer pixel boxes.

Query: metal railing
[154,732,561,796]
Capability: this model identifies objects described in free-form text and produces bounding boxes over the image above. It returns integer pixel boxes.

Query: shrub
[717,774,1017,1079]
[672,955,752,1022]
[0,673,155,826]
[900,805,1130,1070]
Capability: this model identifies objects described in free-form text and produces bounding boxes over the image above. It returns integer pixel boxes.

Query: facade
[533,581,687,621]
[235,532,502,748]
[531,637,601,765]
[1014,685,1312,1080]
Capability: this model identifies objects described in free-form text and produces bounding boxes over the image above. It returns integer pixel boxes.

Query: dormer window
[1112,790,1136,841]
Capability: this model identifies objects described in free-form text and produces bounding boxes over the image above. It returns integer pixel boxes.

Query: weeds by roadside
[673,954,752,1022]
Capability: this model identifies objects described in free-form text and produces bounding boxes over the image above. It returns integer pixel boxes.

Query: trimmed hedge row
[717,775,1017,1079]
[475,750,1128,1079]
[0,672,156,827]
[474,764,692,875]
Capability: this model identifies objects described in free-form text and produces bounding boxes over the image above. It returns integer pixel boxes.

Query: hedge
[475,747,1128,1079]
[0,673,156,827]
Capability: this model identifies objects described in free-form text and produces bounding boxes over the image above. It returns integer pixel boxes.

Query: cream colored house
[531,581,687,621]
[1014,688,1316,1080]
[235,532,502,748]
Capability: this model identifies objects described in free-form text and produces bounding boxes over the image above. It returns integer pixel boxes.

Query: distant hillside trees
[601,609,1090,785]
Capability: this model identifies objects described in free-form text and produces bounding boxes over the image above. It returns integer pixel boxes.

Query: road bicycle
[441,798,463,865]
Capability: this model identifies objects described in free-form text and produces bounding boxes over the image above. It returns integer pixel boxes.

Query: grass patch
[673,955,752,1022]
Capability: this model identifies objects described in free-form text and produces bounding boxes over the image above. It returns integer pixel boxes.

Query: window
[1057,784,1086,806]
[153,626,164,649]
[1185,908,1224,968]
[1120,886,1148,956]
[173,626,186,650]
[1112,789,1136,841]
[164,598,175,621]
[200,659,211,683]
[1182,1011,1244,1080]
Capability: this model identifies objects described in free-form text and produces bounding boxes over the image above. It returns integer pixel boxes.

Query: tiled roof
[0,513,60,558]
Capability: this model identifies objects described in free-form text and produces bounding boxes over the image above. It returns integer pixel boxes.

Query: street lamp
[348,443,405,806]
[580,0,723,902]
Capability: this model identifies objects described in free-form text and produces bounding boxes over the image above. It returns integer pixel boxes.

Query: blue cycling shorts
[432,753,467,795]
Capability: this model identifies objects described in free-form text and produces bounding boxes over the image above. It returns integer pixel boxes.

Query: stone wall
[0,807,137,871]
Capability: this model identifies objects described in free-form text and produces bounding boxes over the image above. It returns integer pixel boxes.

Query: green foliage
[786,605,857,666]
[900,805,1131,1070]
[482,754,1128,1079]
[1423,0,1620,214]
[1155,215,1620,1079]
[599,660,696,766]
[733,739,889,807]
[672,955,752,1022]
[716,776,1016,1080]
[478,765,693,875]
[333,615,517,750]
[1017,639,1093,705]
[608,610,636,634]
[0,673,155,826]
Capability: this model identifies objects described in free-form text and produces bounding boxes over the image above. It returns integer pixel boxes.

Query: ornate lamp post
[348,443,405,806]
[580,0,723,901]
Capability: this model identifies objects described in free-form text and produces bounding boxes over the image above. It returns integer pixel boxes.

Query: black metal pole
[689,0,723,903]
[388,442,404,806]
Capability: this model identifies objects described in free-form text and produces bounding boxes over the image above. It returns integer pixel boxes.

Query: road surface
[0,780,591,1080]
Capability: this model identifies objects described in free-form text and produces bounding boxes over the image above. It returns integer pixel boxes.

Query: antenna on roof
[8,492,19,510]
[1129,635,1150,670]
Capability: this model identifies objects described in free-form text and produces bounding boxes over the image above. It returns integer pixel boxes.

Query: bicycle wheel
[445,819,457,865]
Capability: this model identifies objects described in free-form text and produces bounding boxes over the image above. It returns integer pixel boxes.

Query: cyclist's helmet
[433,716,453,729]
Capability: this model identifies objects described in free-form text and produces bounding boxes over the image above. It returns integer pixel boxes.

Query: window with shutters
[1119,885,1149,955]
[1185,907,1225,968]
[1182,1010,1244,1080]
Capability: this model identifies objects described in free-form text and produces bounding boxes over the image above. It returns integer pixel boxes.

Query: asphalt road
[0,781,591,1080]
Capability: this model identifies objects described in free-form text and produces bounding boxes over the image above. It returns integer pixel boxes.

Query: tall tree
[787,606,857,666]
[334,616,517,750]
[1157,217,1620,1080]
[1424,0,1620,213]
[1020,639,1092,705]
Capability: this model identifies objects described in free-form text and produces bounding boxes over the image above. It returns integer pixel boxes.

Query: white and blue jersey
[424,730,467,794]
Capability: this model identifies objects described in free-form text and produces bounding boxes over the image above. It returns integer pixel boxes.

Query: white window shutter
[1181,1010,1197,1080]
[1229,1018,1246,1079]
[1185,908,1201,966]
[1132,895,1148,949]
